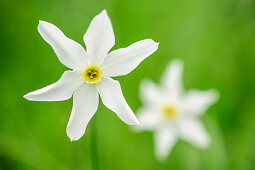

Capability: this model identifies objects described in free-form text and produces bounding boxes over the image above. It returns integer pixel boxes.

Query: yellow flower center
[161,104,177,121]
[83,65,102,84]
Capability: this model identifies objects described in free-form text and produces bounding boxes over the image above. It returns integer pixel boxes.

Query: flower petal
[135,107,161,131]
[24,71,83,101]
[139,79,163,105]
[182,89,219,115]
[179,119,210,148]
[83,10,115,65]
[66,84,99,141]
[161,60,183,99]
[38,21,87,70]
[101,39,159,77]
[154,127,177,161]
[97,77,139,125]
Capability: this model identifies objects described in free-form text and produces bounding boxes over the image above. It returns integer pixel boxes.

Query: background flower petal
[179,119,210,148]
[182,89,219,115]
[135,107,161,131]
[38,21,87,70]
[101,39,158,77]
[24,71,83,101]
[154,127,177,161]
[66,84,99,141]
[83,10,115,65]
[139,79,163,105]
[97,77,139,125]
[161,60,184,99]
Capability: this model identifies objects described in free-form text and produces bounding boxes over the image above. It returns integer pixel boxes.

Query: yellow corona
[161,104,177,121]
[83,65,102,84]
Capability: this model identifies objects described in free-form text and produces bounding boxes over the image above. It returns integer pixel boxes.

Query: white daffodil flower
[136,60,218,161]
[24,10,159,141]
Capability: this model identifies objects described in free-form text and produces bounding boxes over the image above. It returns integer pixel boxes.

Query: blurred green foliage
[0,0,255,169]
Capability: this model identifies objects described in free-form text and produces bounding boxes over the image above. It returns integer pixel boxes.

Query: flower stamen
[83,65,102,84]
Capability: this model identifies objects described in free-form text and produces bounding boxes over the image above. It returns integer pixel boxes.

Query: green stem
[91,115,99,170]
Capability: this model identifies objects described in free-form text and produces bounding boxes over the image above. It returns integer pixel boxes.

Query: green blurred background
[0,0,255,169]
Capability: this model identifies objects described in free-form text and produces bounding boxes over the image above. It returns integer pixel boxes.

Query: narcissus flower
[24,10,158,141]
[136,60,218,161]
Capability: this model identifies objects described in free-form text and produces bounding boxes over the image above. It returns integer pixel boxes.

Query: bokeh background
[1,0,255,169]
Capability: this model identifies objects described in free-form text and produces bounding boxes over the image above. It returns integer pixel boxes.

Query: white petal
[139,79,163,105]
[24,71,83,101]
[179,119,210,148]
[83,10,115,65]
[97,77,139,125]
[135,107,161,131]
[182,89,219,115]
[161,60,183,99]
[66,84,99,141]
[154,127,177,161]
[101,39,159,77]
[38,21,87,70]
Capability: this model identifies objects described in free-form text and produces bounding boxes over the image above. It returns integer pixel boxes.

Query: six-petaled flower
[24,10,159,141]
[136,60,219,161]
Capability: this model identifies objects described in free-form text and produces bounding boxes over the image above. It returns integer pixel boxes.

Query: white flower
[24,10,159,141]
[136,60,218,161]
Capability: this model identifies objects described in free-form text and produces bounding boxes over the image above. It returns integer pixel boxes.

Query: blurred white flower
[136,60,218,161]
[24,10,159,141]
